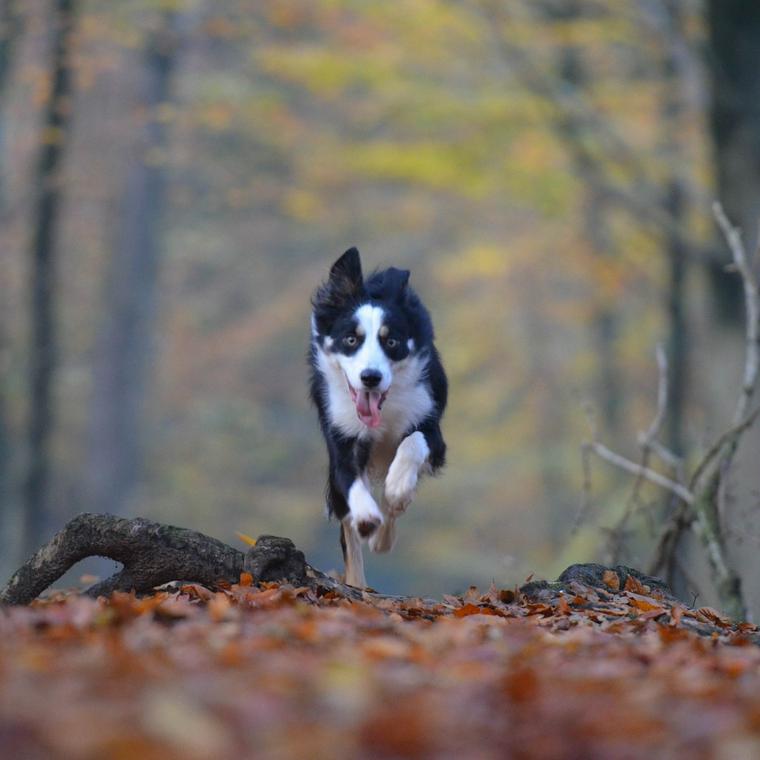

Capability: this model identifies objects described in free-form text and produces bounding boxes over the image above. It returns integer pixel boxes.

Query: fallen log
[0,513,363,605]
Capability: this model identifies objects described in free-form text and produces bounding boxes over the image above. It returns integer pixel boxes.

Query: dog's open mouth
[347,381,388,428]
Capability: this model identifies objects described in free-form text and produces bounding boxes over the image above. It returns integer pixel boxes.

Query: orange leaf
[453,603,489,618]
[239,572,253,587]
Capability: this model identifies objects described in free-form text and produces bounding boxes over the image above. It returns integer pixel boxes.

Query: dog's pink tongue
[356,390,382,428]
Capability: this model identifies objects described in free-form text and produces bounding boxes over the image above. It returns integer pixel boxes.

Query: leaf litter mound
[2,569,760,759]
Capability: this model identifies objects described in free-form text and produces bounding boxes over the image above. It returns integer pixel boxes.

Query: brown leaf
[602,570,620,591]
[504,667,539,703]
[697,607,732,628]
[628,595,665,615]
[624,575,649,595]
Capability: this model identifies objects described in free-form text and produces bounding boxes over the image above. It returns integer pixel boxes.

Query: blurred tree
[0,0,22,568]
[23,0,76,557]
[706,1,760,322]
[657,0,690,457]
[0,0,21,205]
[549,0,621,439]
[86,9,180,517]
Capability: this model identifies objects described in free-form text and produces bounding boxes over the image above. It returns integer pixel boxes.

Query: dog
[309,247,447,588]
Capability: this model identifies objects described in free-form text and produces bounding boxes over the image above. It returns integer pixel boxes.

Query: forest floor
[1,571,760,759]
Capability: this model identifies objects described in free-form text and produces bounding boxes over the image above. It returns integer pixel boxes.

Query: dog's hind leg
[341,520,367,588]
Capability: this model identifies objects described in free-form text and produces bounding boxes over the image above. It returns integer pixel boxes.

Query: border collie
[309,247,447,588]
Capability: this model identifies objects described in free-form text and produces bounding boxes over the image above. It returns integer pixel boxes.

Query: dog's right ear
[313,247,365,329]
[328,247,364,298]
[330,247,363,287]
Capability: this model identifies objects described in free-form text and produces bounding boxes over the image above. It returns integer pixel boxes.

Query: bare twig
[608,345,683,562]
[640,343,669,447]
[585,441,694,505]
[689,407,760,491]
[572,441,594,535]
[713,202,760,426]
[648,439,684,474]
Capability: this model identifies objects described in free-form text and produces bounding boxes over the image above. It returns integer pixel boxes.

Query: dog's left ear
[384,267,410,301]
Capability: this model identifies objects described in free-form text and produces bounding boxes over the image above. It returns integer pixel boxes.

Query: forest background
[2,0,760,614]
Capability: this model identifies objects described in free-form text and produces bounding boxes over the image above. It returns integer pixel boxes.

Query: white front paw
[348,479,383,538]
[384,431,428,514]
[384,459,418,515]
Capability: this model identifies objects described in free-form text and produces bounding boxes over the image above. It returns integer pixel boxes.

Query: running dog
[309,247,447,587]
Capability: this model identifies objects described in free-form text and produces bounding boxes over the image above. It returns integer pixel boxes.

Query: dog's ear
[384,267,410,302]
[329,247,364,296]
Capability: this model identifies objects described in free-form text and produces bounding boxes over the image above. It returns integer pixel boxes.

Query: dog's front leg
[371,435,428,555]
[383,430,430,516]
[328,436,384,540]
[341,477,382,587]
[328,439,383,585]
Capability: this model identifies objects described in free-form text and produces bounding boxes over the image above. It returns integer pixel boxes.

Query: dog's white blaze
[347,477,383,529]
[337,304,391,392]
[384,431,430,513]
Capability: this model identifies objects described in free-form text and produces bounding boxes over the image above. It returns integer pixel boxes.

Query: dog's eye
[386,338,398,349]
[343,335,358,347]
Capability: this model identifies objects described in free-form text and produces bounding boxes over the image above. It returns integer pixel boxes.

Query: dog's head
[312,247,416,428]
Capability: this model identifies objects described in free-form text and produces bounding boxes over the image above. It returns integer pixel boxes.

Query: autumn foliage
[3,572,760,759]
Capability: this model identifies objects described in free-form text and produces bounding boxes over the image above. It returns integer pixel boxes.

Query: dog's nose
[360,369,382,388]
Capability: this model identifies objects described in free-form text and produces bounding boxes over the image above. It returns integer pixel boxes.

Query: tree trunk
[706,1,760,322]
[0,0,21,203]
[86,11,179,516]
[0,0,21,205]
[0,0,22,575]
[23,0,76,557]
[659,0,691,458]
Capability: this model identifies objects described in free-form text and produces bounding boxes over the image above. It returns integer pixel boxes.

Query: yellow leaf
[236,531,257,547]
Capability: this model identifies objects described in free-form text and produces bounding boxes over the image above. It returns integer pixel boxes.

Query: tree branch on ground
[0,513,405,606]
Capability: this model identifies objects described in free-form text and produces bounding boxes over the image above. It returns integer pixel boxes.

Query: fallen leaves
[1,574,760,759]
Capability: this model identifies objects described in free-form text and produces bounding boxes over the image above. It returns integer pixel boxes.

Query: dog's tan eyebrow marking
[355,323,365,336]
[379,325,389,338]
